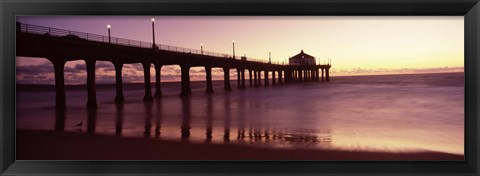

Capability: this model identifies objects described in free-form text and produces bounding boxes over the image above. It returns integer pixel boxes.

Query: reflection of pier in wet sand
[53,90,333,147]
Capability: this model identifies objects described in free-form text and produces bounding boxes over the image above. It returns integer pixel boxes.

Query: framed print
[1,0,479,175]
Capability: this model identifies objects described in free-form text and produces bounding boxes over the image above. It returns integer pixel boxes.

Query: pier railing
[18,23,287,65]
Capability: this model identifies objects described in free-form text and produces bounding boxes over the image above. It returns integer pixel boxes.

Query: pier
[16,22,331,109]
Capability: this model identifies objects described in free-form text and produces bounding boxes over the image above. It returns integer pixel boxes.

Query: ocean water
[16,72,464,155]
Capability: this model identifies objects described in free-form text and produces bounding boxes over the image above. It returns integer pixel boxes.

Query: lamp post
[269,51,271,64]
[232,40,235,59]
[200,43,203,55]
[107,25,111,43]
[151,18,156,49]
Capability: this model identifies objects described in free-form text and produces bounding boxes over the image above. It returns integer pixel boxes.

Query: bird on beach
[75,121,83,127]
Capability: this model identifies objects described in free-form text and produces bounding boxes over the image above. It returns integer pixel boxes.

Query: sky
[16,16,464,85]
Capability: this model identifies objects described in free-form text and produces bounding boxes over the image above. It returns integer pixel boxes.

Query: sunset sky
[16,16,464,85]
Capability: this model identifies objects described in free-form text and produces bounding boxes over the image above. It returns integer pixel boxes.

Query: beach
[16,72,465,160]
[17,130,463,160]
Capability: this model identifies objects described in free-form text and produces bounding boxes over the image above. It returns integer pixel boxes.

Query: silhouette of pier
[16,22,331,109]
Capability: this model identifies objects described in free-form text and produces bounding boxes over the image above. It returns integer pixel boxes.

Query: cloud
[74,63,86,70]
[101,67,116,72]
[64,74,86,85]
[124,69,138,75]
[161,74,178,81]
[212,68,224,73]
[96,61,113,68]
[16,62,55,84]
[16,74,55,84]
[161,66,178,71]
[333,67,464,76]
[126,63,144,72]
[189,68,205,74]
[64,66,84,73]
[16,63,53,75]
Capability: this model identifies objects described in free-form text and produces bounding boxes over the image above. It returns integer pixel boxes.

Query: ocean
[16,72,464,155]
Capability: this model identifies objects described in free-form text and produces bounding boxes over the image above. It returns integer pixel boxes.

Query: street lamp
[269,51,271,64]
[107,25,111,43]
[151,18,156,49]
[232,40,235,59]
[200,43,203,55]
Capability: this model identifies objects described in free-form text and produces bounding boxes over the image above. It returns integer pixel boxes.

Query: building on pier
[289,50,316,65]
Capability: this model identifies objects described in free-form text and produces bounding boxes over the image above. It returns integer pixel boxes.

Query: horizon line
[16,71,464,86]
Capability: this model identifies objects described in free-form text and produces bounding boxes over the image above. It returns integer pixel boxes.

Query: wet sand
[17,130,463,160]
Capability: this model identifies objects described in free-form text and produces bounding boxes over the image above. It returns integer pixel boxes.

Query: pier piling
[180,65,192,96]
[223,67,232,91]
[154,63,162,98]
[86,59,98,108]
[142,62,154,101]
[51,59,66,109]
[205,66,214,94]
[114,62,125,102]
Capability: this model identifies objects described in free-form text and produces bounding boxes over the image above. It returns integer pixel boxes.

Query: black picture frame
[1,0,479,175]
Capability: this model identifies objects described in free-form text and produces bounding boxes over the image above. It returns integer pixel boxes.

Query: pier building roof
[289,50,316,65]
